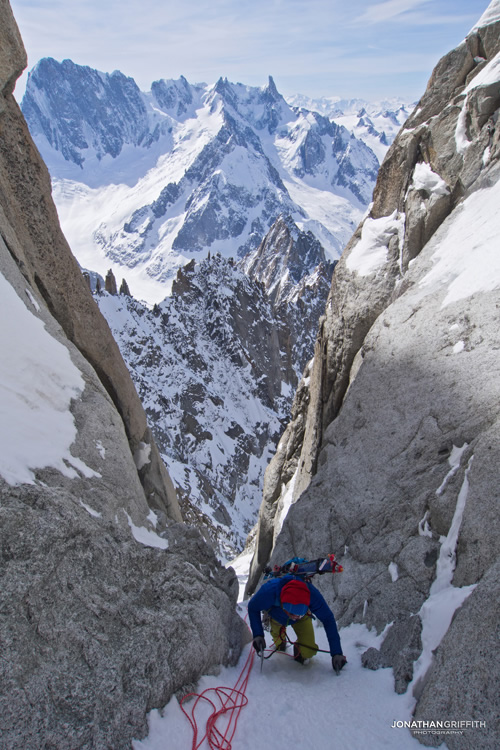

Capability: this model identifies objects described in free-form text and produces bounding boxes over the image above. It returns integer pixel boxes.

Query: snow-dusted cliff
[0,4,246,747]
[248,3,500,746]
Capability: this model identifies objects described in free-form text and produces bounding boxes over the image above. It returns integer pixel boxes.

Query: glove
[332,654,347,675]
[252,636,266,654]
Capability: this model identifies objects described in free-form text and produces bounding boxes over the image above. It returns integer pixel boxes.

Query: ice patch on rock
[126,512,169,549]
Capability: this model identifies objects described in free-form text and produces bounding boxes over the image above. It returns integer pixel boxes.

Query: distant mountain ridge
[22,58,384,302]
[286,93,415,164]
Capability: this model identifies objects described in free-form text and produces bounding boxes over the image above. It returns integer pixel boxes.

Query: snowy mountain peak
[23,57,150,166]
[150,75,204,120]
[208,73,292,134]
[241,214,330,305]
[264,74,280,100]
[22,59,381,303]
[212,75,239,107]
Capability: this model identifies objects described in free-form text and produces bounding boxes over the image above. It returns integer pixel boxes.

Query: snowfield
[133,541,481,750]
[133,623,426,750]
[419,176,500,307]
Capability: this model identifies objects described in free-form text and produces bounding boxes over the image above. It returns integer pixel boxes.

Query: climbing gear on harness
[263,554,343,582]
[276,625,287,650]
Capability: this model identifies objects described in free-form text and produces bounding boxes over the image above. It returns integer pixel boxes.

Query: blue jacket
[248,575,343,655]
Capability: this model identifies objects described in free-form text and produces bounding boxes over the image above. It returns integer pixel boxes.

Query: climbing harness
[261,628,332,664]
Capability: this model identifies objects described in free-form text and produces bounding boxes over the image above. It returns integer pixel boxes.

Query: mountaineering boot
[271,622,288,652]
[293,643,307,665]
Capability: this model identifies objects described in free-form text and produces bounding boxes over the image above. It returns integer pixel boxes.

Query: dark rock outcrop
[241,214,333,307]
[240,214,335,379]
[105,267,118,295]
[361,614,423,694]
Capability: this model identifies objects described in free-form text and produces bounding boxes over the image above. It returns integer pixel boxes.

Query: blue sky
[11,0,490,102]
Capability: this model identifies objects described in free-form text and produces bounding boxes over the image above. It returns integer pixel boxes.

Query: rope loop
[180,647,255,750]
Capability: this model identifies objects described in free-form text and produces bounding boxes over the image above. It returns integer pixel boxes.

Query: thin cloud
[354,0,432,25]
[392,11,478,26]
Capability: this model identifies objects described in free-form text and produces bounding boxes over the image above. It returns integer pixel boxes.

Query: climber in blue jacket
[248,575,346,674]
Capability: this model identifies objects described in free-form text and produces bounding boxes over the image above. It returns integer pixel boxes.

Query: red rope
[179,647,255,750]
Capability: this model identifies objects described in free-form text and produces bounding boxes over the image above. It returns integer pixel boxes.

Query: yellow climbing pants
[270,616,318,659]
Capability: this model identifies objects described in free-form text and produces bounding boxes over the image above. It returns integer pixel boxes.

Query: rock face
[0,489,243,750]
[240,214,335,378]
[21,57,152,165]
[247,4,500,746]
[0,3,245,747]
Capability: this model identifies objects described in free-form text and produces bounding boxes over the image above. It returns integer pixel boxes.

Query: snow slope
[133,549,479,750]
[0,271,96,485]
[471,0,500,29]
[419,176,500,307]
[134,626,424,750]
